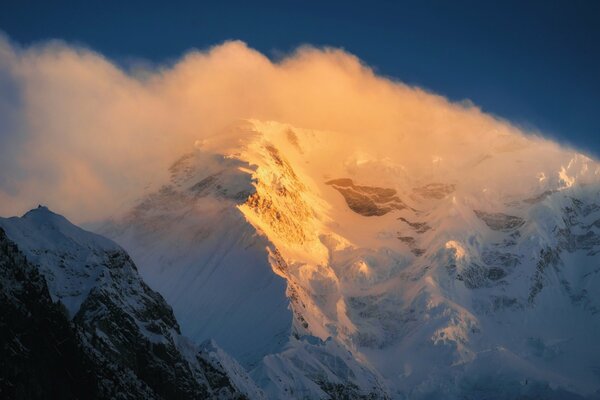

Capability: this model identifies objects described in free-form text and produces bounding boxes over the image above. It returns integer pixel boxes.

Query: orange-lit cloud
[0,35,583,222]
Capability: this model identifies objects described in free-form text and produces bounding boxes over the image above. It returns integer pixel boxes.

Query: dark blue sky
[2,0,599,155]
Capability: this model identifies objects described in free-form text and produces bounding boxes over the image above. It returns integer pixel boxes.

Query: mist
[0,34,575,223]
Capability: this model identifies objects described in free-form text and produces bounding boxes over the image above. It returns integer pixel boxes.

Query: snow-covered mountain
[99,119,600,399]
[0,206,264,400]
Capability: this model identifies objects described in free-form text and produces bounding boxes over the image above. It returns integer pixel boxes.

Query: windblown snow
[99,120,600,399]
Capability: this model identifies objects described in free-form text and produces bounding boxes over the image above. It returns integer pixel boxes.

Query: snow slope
[99,141,292,368]
[101,120,600,399]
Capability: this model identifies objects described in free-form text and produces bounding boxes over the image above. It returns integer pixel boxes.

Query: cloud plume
[0,34,580,223]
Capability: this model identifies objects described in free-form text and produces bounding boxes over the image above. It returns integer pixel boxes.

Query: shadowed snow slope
[100,120,600,399]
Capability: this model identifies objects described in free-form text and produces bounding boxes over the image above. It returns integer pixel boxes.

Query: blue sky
[1,0,598,155]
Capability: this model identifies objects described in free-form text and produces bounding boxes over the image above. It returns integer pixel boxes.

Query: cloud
[0,34,582,223]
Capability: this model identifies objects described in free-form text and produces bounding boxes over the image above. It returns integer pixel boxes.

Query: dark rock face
[481,250,520,269]
[397,236,426,256]
[398,217,430,233]
[327,178,408,216]
[523,190,556,204]
[316,380,387,400]
[474,210,525,231]
[0,228,99,400]
[0,226,253,400]
[73,254,249,400]
[528,247,561,304]
[486,267,506,281]
[76,286,207,400]
[557,199,600,255]
[452,260,510,289]
[456,263,490,289]
[347,293,413,349]
[525,198,600,307]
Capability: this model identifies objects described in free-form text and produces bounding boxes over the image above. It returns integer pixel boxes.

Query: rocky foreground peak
[0,207,263,400]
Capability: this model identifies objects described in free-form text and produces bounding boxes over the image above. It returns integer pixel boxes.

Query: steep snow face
[99,131,293,368]
[101,120,600,399]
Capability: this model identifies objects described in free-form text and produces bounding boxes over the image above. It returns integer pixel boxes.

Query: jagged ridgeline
[0,208,262,400]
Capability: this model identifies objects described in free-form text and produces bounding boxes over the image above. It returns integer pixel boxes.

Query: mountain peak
[23,204,56,216]
[0,208,123,315]
[100,120,600,399]
[21,204,74,228]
